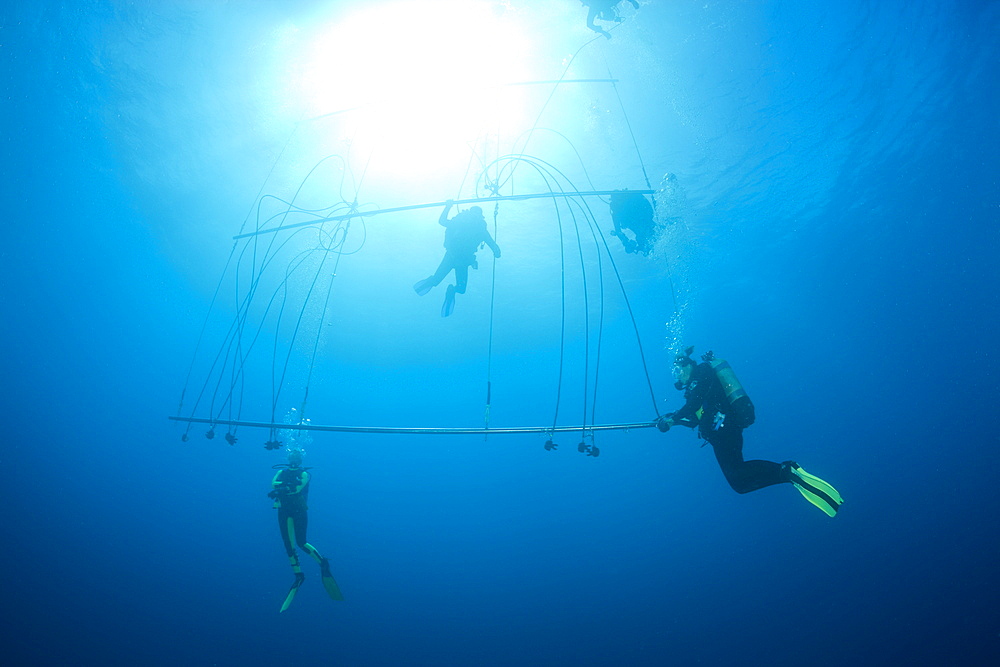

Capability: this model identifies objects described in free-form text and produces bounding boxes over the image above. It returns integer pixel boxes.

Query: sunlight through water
[290,1,537,173]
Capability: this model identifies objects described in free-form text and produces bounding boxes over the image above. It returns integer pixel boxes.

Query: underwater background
[3,1,998,665]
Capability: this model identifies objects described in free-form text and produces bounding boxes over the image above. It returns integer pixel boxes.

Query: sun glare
[292,0,537,177]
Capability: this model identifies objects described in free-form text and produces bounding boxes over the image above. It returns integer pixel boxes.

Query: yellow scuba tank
[707,357,748,405]
[702,350,755,427]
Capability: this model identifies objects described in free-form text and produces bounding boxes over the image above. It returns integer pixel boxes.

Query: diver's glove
[656,415,674,432]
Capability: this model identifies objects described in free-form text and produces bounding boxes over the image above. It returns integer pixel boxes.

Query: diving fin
[320,558,344,601]
[441,284,456,317]
[413,277,435,296]
[279,572,306,613]
[785,462,843,517]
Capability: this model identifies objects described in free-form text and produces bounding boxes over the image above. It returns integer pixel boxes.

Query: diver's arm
[670,372,708,426]
[439,200,453,226]
[484,232,501,258]
[270,470,308,496]
[668,410,700,428]
[285,470,309,496]
[658,397,699,431]
[268,470,285,502]
[657,406,700,432]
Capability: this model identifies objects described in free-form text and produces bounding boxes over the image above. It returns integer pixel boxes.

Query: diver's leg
[710,428,789,494]
[278,511,305,611]
[279,511,297,561]
[291,510,343,599]
[634,227,653,255]
[429,254,453,286]
[415,254,453,294]
[293,511,325,564]
[280,512,305,579]
[587,9,612,38]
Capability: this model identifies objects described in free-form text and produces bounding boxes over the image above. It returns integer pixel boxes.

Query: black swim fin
[413,277,435,296]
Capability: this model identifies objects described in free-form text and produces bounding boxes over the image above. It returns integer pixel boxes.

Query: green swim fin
[280,572,306,613]
[785,462,843,517]
[320,558,344,601]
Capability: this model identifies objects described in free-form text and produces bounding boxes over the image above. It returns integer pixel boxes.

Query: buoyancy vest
[272,467,310,513]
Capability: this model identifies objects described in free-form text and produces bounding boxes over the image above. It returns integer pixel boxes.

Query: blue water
[3,1,998,665]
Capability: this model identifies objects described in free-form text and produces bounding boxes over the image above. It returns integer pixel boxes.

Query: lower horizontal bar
[169,415,657,436]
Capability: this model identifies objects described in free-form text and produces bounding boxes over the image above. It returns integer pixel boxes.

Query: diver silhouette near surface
[583,0,640,39]
[269,449,343,612]
[609,190,656,255]
[658,348,844,517]
[414,200,501,317]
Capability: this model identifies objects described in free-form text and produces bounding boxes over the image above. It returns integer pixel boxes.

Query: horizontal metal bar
[234,189,655,239]
[169,415,657,436]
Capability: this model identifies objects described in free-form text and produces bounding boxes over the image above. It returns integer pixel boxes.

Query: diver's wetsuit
[424,208,500,294]
[271,466,325,572]
[671,362,791,494]
[585,0,640,35]
[610,191,655,255]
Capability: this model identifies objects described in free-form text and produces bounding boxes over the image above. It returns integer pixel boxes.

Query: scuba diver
[657,347,844,517]
[269,448,343,612]
[413,199,501,317]
[583,0,640,39]
[609,190,656,255]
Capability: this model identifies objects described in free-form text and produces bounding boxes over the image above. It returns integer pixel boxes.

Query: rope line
[480,154,661,417]
[484,203,499,432]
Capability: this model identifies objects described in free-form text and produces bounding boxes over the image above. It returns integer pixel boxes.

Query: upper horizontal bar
[302,79,620,123]
[234,189,655,239]
[169,415,657,436]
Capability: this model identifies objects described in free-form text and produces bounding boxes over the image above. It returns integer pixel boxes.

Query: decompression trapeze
[172,60,675,450]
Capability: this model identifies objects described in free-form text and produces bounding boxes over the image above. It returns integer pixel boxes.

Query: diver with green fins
[657,347,843,517]
[269,448,344,611]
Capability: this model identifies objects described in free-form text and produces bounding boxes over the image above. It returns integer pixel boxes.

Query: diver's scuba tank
[700,349,756,428]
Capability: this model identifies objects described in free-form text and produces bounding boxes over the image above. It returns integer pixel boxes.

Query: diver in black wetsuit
[413,200,501,317]
[657,347,844,516]
[583,0,640,39]
[269,449,343,611]
[610,190,656,255]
